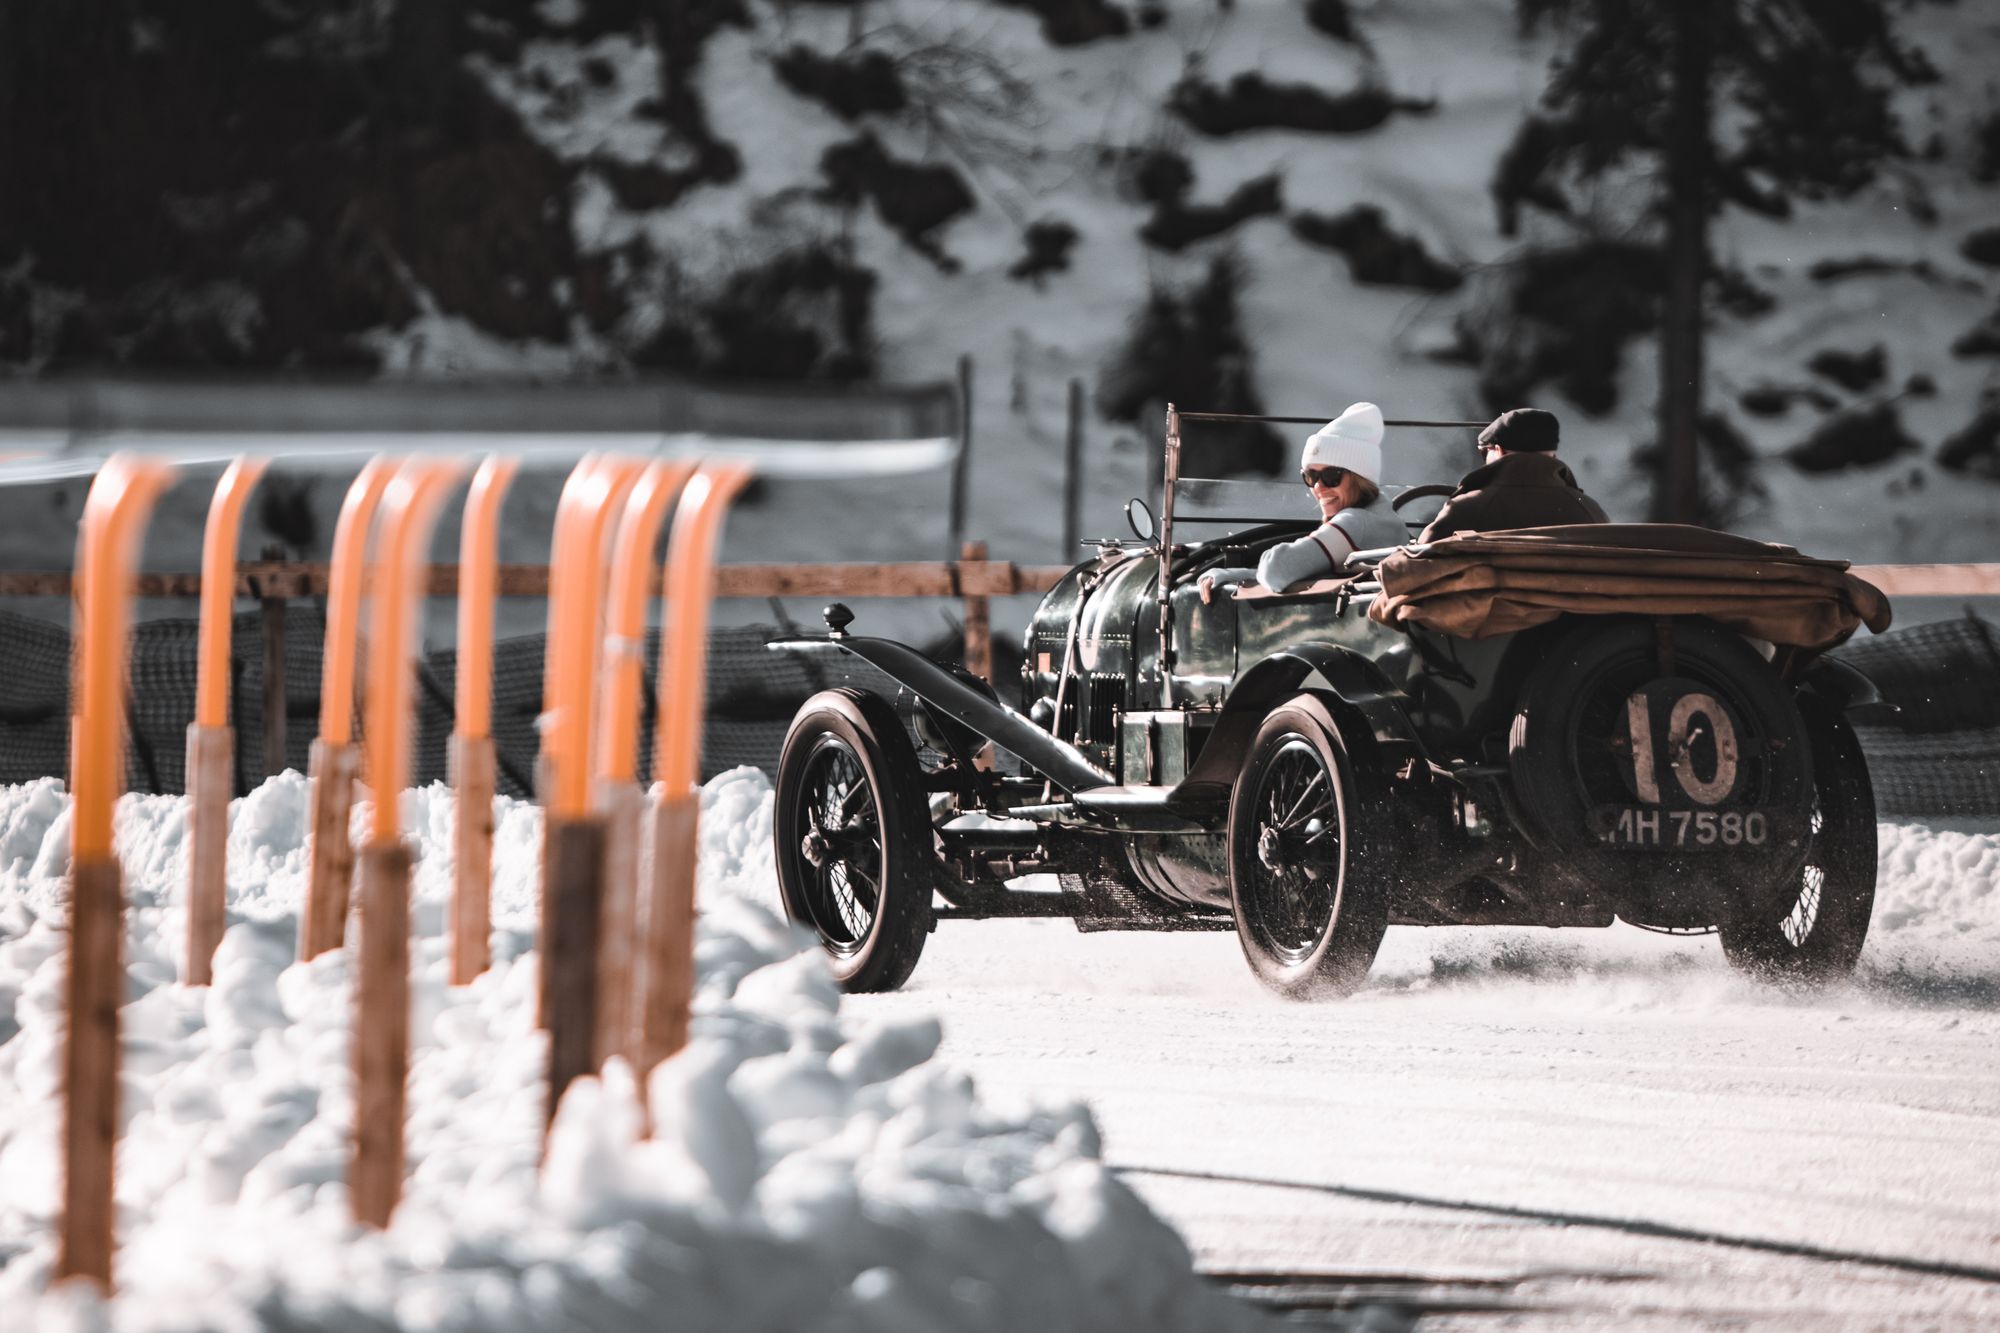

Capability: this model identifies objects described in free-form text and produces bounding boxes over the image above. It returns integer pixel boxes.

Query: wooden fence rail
[0,560,1995,601]
[0,559,1077,600]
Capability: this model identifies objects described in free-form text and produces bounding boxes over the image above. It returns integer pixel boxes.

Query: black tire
[1227,696,1391,999]
[774,689,934,992]
[1719,697,1877,984]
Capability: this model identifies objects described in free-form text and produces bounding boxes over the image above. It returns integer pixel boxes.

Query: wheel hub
[1257,825,1286,873]
[801,829,832,868]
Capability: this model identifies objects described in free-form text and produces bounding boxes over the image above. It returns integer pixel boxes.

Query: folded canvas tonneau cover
[1366,523,1894,652]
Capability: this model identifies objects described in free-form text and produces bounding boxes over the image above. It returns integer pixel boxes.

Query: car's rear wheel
[774,689,933,992]
[1719,697,1876,984]
[1227,696,1390,999]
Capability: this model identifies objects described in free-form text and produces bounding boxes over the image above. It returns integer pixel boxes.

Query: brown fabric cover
[1367,524,1893,652]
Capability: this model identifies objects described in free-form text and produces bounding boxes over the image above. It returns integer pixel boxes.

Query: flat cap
[1478,407,1560,452]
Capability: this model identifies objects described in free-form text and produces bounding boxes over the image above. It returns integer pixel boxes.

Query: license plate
[1591,806,1773,849]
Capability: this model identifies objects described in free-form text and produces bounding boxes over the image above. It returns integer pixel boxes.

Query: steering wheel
[1393,483,1458,512]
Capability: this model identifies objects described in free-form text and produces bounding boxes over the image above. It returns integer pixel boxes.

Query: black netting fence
[1830,612,2000,735]
[0,607,829,797]
[1830,612,2000,819]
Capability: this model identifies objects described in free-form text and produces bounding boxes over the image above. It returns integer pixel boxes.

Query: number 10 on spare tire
[1598,684,1769,848]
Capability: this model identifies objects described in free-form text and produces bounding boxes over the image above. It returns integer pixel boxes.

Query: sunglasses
[1300,465,1350,489]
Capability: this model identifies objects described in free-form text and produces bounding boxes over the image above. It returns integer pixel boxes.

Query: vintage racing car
[769,408,1895,998]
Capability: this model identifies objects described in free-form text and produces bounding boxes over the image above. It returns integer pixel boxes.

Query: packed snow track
[847,820,2000,1330]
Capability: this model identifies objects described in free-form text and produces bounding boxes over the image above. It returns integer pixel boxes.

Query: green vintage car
[770,409,1893,998]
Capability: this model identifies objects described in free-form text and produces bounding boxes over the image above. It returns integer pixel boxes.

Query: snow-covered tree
[1497,0,1934,522]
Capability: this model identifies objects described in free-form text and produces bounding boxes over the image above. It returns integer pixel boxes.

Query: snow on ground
[832,820,2000,1328]
[0,771,1271,1332]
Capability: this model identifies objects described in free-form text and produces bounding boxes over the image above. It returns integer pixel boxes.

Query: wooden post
[1063,377,1085,555]
[60,858,123,1289]
[961,540,992,684]
[447,734,496,985]
[542,814,606,1131]
[181,725,234,985]
[947,354,973,558]
[260,546,287,777]
[593,779,645,1070]
[300,739,358,960]
[637,792,699,1077]
[349,841,412,1229]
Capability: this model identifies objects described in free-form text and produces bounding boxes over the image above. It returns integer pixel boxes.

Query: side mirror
[1125,497,1156,542]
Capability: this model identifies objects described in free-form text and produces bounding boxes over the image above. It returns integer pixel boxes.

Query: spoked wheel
[775,689,933,992]
[1228,695,1390,999]
[1720,697,1877,985]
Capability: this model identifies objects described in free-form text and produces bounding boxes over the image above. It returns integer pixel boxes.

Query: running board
[1072,784,1212,833]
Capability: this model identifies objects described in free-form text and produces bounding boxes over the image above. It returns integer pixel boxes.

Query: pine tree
[1496,0,1933,522]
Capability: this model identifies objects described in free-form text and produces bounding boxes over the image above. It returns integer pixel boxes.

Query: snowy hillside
[3,0,1999,646]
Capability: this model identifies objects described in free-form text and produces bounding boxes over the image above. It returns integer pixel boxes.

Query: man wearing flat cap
[1418,407,1608,541]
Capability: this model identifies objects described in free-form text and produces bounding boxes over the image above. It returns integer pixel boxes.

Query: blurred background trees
[1497,0,1935,521]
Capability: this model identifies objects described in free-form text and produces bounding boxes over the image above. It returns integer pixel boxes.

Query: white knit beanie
[1300,401,1385,485]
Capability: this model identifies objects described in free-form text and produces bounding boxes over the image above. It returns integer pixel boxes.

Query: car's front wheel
[1227,695,1390,999]
[774,689,934,992]
[1719,697,1877,985]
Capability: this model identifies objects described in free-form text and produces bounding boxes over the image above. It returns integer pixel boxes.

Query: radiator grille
[1067,671,1124,747]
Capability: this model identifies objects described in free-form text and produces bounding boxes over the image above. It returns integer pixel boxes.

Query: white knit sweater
[1251,502,1407,591]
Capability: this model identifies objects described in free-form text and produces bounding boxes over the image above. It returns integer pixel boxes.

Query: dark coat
[1418,452,1609,541]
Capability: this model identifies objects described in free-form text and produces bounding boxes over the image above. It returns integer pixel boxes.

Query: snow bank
[1863,820,2000,992]
[0,772,1268,1332]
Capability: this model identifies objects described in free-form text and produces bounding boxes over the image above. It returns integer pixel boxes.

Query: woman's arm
[1255,525,1354,592]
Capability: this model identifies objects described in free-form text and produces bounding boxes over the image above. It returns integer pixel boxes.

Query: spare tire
[1507,616,1815,928]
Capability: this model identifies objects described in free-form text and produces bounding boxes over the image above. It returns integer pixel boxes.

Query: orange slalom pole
[449,455,519,984]
[363,460,465,845]
[598,460,699,783]
[321,456,397,748]
[537,454,601,805]
[541,454,647,817]
[184,456,268,986]
[61,453,175,1292]
[349,458,462,1231]
[300,456,396,961]
[535,454,642,1132]
[592,459,697,1068]
[635,461,753,1090]
[535,453,643,1044]
[582,459,648,781]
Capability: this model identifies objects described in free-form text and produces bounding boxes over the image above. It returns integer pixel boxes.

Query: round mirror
[1125,497,1156,542]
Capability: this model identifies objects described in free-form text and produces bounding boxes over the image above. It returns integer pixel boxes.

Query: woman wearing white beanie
[1199,402,1407,601]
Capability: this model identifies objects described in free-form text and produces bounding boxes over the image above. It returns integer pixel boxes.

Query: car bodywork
[771,407,1891,993]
